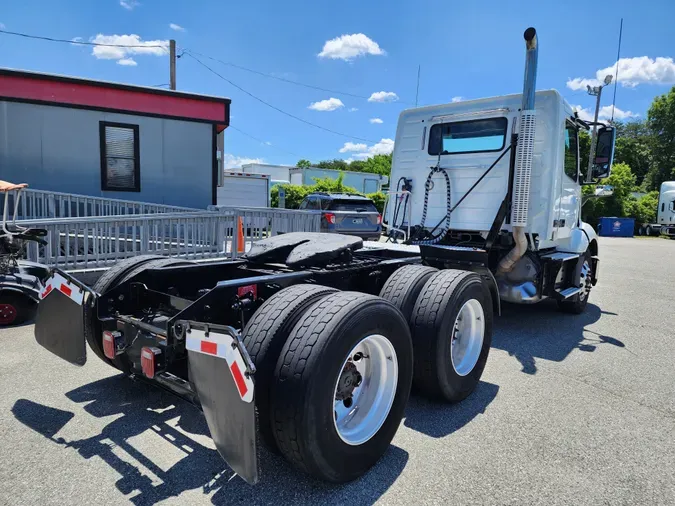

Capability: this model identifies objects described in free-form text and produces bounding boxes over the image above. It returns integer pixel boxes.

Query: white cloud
[567,56,675,90]
[222,154,264,170]
[348,107,358,112]
[339,142,368,153]
[70,37,83,45]
[169,23,185,32]
[368,91,399,103]
[89,34,168,64]
[369,118,383,124]
[308,97,344,111]
[117,57,137,66]
[339,138,394,159]
[0,22,5,29]
[566,77,602,91]
[318,33,385,60]
[451,96,464,103]
[573,104,638,122]
[120,0,139,10]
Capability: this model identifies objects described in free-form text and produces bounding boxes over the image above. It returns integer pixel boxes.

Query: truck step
[540,251,579,262]
[557,287,581,299]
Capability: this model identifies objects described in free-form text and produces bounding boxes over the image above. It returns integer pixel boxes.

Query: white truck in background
[637,181,675,237]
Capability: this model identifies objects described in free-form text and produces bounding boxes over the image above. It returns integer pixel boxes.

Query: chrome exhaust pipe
[498,27,538,274]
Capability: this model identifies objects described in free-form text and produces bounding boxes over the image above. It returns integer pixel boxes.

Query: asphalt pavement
[1,237,674,505]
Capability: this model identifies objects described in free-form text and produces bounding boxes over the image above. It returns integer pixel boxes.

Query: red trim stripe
[0,73,229,125]
[200,340,218,355]
[230,361,248,398]
[41,284,53,298]
[60,283,72,297]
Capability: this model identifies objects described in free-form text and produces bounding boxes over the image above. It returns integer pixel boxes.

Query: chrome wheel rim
[451,299,485,376]
[579,259,592,301]
[333,334,398,446]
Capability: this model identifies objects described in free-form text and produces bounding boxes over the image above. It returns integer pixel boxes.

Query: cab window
[564,123,579,181]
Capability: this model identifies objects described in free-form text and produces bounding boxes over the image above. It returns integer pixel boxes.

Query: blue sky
[2,0,674,168]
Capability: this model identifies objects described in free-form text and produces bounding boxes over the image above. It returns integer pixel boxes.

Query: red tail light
[377,214,382,225]
[141,347,162,379]
[323,212,336,224]
[102,330,122,360]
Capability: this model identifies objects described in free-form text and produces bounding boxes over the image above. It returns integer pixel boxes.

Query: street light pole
[585,75,613,183]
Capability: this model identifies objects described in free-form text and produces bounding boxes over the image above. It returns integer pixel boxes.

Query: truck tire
[241,284,338,452]
[271,292,413,483]
[557,253,592,314]
[646,225,653,236]
[379,264,438,320]
[410,269,493,402]
[0,292,35,326]
[84,255,189,370]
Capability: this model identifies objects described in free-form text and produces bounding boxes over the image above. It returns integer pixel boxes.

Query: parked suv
[299,193,382,240]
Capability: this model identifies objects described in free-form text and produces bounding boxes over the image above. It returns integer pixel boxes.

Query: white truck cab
[384,28,616,312]
[656,182,675,237]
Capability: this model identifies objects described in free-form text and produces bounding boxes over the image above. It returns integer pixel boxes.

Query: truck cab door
[555,122,581,239]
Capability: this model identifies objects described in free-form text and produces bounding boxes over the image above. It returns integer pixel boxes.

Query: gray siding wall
[0,101,213,209]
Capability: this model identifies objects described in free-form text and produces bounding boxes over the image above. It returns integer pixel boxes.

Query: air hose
[410,163,452,245]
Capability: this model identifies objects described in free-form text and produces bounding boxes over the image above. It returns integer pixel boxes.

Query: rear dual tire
[381,266,493,403]
[270,292,413,483]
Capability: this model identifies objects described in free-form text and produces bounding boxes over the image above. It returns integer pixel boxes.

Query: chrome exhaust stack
[497,27,538,274]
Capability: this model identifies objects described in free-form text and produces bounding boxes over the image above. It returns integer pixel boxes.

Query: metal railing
[1,188,198,221]
[16,207,322,269]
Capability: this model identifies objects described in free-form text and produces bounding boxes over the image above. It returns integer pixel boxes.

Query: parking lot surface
[1,237,674,505]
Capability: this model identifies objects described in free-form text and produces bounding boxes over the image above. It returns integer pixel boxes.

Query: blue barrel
[598,217,635,237]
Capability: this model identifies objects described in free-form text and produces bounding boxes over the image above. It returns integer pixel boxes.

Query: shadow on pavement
[404,381,499,438]
[492,300,625,375]
[11,374,409,506]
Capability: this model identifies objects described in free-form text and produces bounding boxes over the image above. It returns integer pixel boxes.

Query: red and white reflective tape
[40,272,84,305]
[186,328,254,403]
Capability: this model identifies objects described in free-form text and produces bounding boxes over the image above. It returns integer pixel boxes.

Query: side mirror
[591,126,616,179]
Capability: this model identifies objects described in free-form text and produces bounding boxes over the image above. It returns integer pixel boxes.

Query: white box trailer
[241,163,292,183]
[216,172,270,208]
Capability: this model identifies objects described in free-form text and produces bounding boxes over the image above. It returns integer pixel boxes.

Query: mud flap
[34,271,89,366]
[182,321,258,484]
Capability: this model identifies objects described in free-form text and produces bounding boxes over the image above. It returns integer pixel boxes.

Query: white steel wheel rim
[333,334,398,446]
[451,299,485,377]
[579,259,592,301]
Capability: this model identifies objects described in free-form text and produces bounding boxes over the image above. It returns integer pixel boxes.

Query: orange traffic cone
[237,217,245,253]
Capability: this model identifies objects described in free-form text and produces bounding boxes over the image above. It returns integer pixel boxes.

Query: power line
[229,125,301,157]
[0,28,167,48]
[184,51,377,143]
[187,49,412,105]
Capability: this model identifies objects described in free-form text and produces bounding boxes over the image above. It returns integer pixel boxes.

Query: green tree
[316,159,349,171]
[582,162,637,225]
[612,120,653,187]
[361,154,392,175]
[627,191,660,225]
[296,159,311,168]
[646,86,675,188]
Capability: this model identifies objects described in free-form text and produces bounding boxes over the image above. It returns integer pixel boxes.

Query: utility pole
[169,39,176,90]
[585,74,612,182]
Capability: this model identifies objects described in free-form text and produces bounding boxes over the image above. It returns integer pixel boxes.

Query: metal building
[0,68,230,209]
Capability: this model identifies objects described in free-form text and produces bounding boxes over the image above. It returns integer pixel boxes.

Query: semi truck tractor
[33,27,614,485]
[638,182,675,237]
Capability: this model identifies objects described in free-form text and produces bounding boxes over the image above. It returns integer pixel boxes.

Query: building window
[564,122,579,182]
[100,122,140,191]
[428,117,507,156]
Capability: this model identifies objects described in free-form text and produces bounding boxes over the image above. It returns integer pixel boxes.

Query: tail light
[323,212,336,224]
[141,347,162,379]
[377,214,382,225]
[102,330,123,360]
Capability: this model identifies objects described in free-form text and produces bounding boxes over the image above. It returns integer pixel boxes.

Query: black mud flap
[181,321,259,484]
[34,271,90,366]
